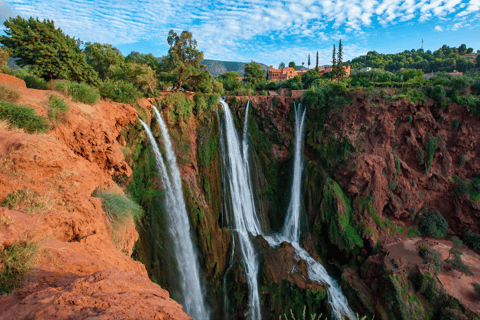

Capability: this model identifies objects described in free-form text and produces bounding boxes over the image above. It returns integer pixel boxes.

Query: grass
[0,101,49,133]
[0,241,39,295]
[0,84,21,102]
[54,81,99,104]
[1,189,54,214]
[92,188,144,251]
[47,94,69,127]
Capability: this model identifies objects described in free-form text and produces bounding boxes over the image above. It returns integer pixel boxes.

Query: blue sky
[1,0,480,67]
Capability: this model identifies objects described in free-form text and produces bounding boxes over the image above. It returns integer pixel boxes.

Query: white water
[140,111,210,320]
[219,99,262,320]
[220,99,356,320]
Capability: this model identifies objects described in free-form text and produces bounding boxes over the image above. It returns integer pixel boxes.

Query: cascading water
[219,98,262,320]
[220,98,356,320]
[140,110,210,320]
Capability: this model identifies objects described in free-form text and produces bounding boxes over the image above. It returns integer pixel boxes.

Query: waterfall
[140,112,210,320]
[220,98,356,320]
[219,98,262,320]
[281,102,307,243]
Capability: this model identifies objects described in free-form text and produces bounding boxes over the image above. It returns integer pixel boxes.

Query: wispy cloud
[434,25,443,31]
[3,0,480,65]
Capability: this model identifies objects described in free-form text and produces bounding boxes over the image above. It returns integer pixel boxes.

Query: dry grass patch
[0,213,14,227]
[57,168,78,181]
[0,240,39,294]
[1,189,54,214]
[0,119,25,133]
[0,84,21,102]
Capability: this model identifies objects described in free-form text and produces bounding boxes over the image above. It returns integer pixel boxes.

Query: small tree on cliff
[165,30,204,92]
[0,16,99,84]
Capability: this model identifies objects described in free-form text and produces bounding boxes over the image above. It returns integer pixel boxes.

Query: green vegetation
[0,241,38,295]
[346,45,475,73]
[463,230,480,250]
[419,209,448,238]
[54,81,99,104]
[418,244,444,274]
[424,134,438,173]
[47,94,69,127]
[319,178,363,252]
[409,272,449,309]
[160,92,193,125]
[446,252,473,278]
[243,61,266,86]
[0,16,99,84]
[1,189,53,214]
[99,80,139,103]
[0,101,48,133]
[472,282,480,299]
[0,84,20,102]
[23,74,49,90]
[416,149,425,166]
[459,154,466,166]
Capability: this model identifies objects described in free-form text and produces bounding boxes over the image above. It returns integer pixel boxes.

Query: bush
[418,245,444,274]
[160,92,194,125]
[48,94,69,127]
[0,84,21,102]
[1,189,53,214]
[425,135,438,173]
[459,154,466,166]
[0,241,38,294]
[455,179,469,196]
[416,149,425,166]
[0,101,49,133]
[472,282,480,299]
[99,80,139,104]
[453,119,460,131]
[419,209,448,238]
[23,75,49,90]
[464,230,480,250]
[54,81,99,104]
[439,308,469,320]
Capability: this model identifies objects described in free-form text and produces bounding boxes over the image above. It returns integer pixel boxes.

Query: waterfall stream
[220,98,356,320]
[140,112,210,320]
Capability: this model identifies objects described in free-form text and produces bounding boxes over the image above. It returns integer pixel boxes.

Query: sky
[1,0,480,67]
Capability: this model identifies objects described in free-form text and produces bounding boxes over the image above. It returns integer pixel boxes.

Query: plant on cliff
[0,16,99,84]
[424,134,438,173]
[54,81,99,104]
[445,252,473,278]
[319,178,363,253]
[1,189,53,214]
[98,80,139,104]
[164,30,204,92]
[0,84,20,102]
[419,209,448,238]
[0,240,39,295]
[23,75,49,90]
[0,101,48,133]
[47,94,69,127]
[418,244,444,274]
[472,282,480,299]
[463,230,480,251]
[84,42,125,81]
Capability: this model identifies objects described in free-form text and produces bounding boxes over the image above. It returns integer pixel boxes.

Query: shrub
[455,179,469,196]
[48,94,69,127]
[446,253,474,277]
[427,85,447,108]
[0,101,49,133]
[416,149,425,166]
[0,85,21,102]
[389,181,398,191]
[459,154,466,166]
[1,189,53,214]
[463,230,480,250]
[472,282,480,299]
[418,244,444,274]
[439,308,469,320]
[0,241,38,294]
[23,75,48,90]
[98,80,139,104]
[453,119,460,131]
[425,135,438,173]
[161,92,194,125]
[92,188,144,249]
[419,209,448,238]
[54,81,99,104]
[407,115,413,123]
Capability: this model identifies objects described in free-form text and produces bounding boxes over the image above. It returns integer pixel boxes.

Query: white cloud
[434,25,443,31]
[3,0,480,63]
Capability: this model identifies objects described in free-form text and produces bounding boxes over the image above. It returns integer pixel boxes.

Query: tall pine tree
[308,53,311,69]
[316,51,319,71]
[337,40,343,78]
[332,45,336,76]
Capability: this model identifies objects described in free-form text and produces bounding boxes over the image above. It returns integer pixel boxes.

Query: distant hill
[202,60,269,77]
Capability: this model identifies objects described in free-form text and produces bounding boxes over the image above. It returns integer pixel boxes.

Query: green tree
[84,42,125,81]
[446,253,473,278]
[316,51,319,71]
[332,44,336,73]
[472,282,480,299]
[125,51,161,73]
[467,47,474,54]
[288,61,296,70]
[337,40,343,78]
[308,53,311,69]
[0,16,99,84]
[419,209,448,238]
[165,30,204,92]
[124,62,157,94]
[243,61,265,86]
[217,71,241,91]
[278,62,285,69]
[301,69,320,89]
[458,44,467,54]
[477,55,480,68]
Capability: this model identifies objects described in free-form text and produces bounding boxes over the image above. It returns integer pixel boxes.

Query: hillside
[202,59,269,77]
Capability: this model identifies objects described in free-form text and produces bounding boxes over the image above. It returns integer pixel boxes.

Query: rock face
[0,75,190,319]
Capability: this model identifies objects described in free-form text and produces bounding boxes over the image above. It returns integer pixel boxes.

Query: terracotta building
[268,65,350,80]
